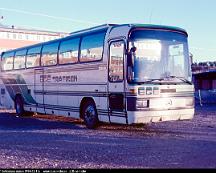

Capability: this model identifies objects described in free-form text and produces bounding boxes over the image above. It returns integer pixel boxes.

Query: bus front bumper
[127,108,195,124]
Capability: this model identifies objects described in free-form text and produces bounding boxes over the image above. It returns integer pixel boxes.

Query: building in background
[192,61,216,90]
[0,23,69,54]
[193,70,216,90]
[192,61,216,104]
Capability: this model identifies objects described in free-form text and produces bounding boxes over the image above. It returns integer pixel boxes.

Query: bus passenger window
[26,46,42,68]
[109,41,124,82]
[1,52,14,71]
[80,32,106,62]
[41,42,59,66]
[59,38,79,64]
[14,49,27,69]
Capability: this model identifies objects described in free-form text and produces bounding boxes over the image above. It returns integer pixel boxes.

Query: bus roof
[71,23,187,36]
[129,24,187,35]
[107,23,187,35]
[1,23,188,55]
[69,24,117,35]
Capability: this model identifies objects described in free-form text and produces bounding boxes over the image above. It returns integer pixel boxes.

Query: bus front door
[108,40,127,124]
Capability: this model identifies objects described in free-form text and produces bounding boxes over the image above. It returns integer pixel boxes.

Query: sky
[0,0,216,62]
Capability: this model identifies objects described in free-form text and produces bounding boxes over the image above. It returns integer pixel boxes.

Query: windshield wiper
[136,79,166,84]
[136,76,192,85]
[169,76,192,85]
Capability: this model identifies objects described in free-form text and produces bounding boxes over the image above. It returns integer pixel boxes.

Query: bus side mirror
[127,47,136,67]
[127,47,136,82]
[189,52,193,65]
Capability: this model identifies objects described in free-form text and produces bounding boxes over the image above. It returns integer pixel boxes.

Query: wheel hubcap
[16,100,22,114]
[84,105,96,123]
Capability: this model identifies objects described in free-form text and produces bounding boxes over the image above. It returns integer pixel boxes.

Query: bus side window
[26,46,42,68]
[41,42,59,66]
[14,49,27,70]
[80,32,106,62]
[1,52,14,71]
[59,38,79,64]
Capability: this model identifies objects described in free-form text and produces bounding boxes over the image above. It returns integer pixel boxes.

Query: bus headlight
[138,87,145,95]
[136,100,149,108]
[146,87,153,95]
[138,87,160,95]
[153,87,160,95]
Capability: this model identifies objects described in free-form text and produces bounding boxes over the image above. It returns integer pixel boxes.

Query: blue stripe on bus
[34,90,108,97]
[26,104,127,118]
[2,75,37,104]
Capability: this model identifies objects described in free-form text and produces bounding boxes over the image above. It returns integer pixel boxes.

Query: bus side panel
[0,71,37,111]
[17,70,37,113]
[0,75,15,110]
[54,63,109,122]
[43,67,59,116]
[34,69,45,114]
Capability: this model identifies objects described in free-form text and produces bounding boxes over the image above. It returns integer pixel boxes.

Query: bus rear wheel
[81,100,99,129]
[15,96,25,117]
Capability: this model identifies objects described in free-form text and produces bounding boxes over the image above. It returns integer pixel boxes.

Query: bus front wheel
[81,100,99,129]
[15,96,25,117]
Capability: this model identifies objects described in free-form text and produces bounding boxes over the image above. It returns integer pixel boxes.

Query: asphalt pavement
[0,105,216,169]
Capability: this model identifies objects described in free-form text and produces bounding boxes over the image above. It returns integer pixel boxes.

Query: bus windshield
[129,29,191,84]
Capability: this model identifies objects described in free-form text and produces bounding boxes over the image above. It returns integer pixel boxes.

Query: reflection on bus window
[14,49,27,69]
[26,46,41,68]
[129,30,189,82]
[59,38,80,64]
[109,41,124,82]
[80,32,105,62]
[41,42,59,66]
[168,44,185,77]
[1,52,14,71]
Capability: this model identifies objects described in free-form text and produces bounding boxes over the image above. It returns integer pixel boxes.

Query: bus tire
[15,96,25,117]
[81,100,99,129]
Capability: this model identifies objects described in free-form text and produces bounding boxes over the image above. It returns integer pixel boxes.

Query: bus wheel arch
[80,97,99,129]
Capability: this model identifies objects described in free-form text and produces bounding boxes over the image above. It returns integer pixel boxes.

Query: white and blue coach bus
[0,24,194,129]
